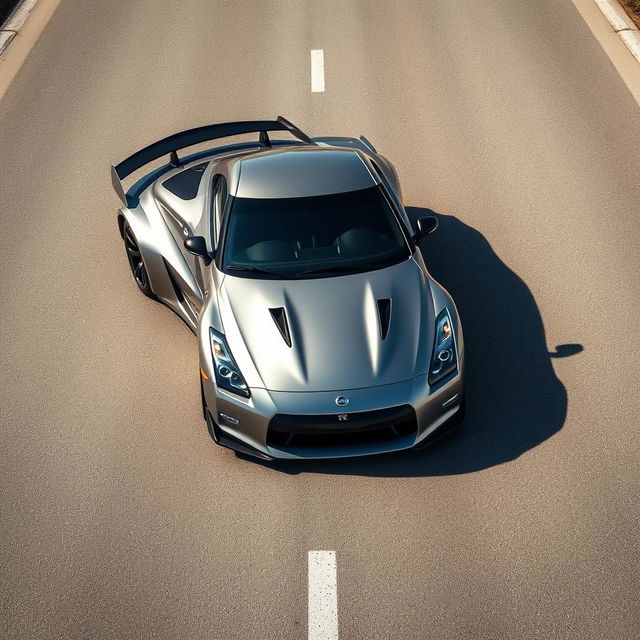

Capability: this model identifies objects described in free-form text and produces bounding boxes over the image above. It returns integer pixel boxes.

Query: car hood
[218,258,435,392]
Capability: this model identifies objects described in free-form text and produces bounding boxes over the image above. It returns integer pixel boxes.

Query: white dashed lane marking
[308,550,338,640]
[310,49,325,92]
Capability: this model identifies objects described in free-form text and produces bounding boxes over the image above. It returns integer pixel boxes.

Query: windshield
[221,186,410,278]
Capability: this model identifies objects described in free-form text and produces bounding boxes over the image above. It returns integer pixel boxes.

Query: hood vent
[377,298,392,340]
[269,307,292,347]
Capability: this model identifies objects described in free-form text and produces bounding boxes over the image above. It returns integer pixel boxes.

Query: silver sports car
[112,117,465,460]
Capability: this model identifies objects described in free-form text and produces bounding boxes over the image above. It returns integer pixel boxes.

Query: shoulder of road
[0,0,38,55]
[596,0,640,62]
[2,1,640,64]
[0,0,62,100]
[1,0,639,90]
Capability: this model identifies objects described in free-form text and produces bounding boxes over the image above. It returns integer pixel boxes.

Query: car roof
[232,147,378,199]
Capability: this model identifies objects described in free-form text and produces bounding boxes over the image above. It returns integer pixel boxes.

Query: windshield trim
[376,178,416,254]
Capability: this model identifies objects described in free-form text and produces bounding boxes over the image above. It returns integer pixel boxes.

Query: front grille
[267,404,417,449]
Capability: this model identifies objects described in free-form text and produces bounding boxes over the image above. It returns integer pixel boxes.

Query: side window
[210,175,228,246]
[162,162,208,199]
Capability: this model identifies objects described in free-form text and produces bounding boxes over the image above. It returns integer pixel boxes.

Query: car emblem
[335,395,349,407]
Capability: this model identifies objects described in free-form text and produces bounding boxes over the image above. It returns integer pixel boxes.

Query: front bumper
[201,367,464,460]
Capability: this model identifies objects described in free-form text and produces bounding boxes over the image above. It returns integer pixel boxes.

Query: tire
[122,221,154,298]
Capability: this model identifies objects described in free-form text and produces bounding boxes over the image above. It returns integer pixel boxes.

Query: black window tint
[222,186,410,278]
[163,162,208,199]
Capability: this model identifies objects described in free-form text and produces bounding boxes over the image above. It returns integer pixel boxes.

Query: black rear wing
[111,116,315,206]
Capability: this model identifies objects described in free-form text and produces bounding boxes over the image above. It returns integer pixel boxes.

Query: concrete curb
[0,0,39,56]
[595,0,640,63]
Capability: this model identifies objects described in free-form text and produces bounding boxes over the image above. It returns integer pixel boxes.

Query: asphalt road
[1,1,639,638]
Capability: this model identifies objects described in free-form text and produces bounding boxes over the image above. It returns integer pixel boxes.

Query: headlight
[209,328,250,398]
[428,309,457,386]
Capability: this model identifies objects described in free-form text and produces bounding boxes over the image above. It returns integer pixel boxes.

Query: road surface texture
[1,1,639,638]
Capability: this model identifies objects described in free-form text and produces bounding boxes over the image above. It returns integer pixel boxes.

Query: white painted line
[310,49,325,93]
[308,550,338,640]
[595,0,637,33]
[0,31,16,53]
[594,0,640,66]
[620,29,640,63]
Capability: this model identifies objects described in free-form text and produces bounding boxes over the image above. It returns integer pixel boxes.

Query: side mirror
[413,216,438,244]
[184,236,214,265]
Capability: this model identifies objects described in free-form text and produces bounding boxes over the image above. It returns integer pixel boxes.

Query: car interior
[225,188,406,269]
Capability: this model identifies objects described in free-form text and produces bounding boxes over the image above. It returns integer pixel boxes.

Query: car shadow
[246,208,582,476]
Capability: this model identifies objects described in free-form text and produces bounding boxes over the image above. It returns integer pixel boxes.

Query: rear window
[162,162,208,199]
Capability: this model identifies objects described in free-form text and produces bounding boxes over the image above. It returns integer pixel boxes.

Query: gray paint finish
[115,129,463,459]
[219,258,433,391]
[234,147,377,198]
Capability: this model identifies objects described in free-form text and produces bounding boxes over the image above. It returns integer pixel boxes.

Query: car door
[189,173,226,302]
[158,163,210,323]
[170,171,228,323]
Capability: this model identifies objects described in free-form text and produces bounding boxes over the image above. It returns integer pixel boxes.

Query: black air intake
[269,307,292,347]
[377,299,391,340]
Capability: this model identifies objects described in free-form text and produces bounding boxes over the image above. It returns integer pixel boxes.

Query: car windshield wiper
[296,264,366,277]
[226,265,290,277]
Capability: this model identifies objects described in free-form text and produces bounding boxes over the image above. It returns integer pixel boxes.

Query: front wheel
[122,221,154,298]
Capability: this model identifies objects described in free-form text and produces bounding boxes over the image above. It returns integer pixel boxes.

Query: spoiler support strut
[111,116,315,206]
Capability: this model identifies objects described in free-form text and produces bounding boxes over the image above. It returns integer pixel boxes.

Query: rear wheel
[123,221,154,298]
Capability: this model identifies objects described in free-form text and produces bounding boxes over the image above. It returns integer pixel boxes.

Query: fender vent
[162,258,184,303]
[377,298,391,340]
[270,307,292,347]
